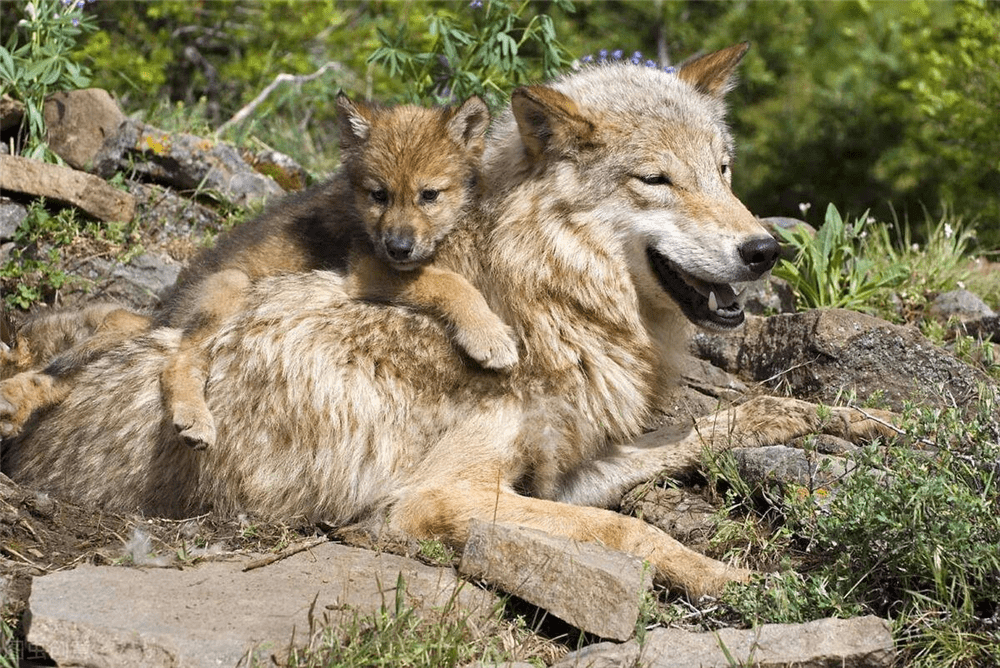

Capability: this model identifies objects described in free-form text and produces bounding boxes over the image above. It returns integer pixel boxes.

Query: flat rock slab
[459,520,652,642]
[26,541,497,668]
[554,615,894,667]
[0,153,135,222]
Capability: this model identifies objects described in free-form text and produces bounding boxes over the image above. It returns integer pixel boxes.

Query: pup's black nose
[384,233,415,262]
[738,236,781,275]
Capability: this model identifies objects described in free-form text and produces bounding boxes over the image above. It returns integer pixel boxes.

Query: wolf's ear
[678,42,750,98]
[447,96,491,155]
[336,92,374,150]
[511,86,595,162]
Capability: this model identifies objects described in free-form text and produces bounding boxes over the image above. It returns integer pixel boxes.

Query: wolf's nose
[738,236,781,275]
[384,233,415,262]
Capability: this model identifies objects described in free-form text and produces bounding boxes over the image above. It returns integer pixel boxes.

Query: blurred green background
[2,0,998,247]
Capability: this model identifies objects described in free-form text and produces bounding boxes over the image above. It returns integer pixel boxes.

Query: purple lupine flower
[597,49,608,62]
[611,49,623,60]
[630,51,643,64]
[469,0,483,8]
[663,65,676,74]
[581,54,593,64]
[645,60,657,68]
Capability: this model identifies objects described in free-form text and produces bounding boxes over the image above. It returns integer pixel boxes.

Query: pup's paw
[455,318,519,371]
[0,372,55,438]
[171,400,217,451]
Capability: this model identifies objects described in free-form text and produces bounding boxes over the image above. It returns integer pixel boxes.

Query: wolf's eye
[637,174,672,186]
[720,162,730,178]
[370,188,388,204]
[420,189,440,203]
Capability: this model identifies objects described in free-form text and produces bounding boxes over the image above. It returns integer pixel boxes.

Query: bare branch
[215,61,343,136]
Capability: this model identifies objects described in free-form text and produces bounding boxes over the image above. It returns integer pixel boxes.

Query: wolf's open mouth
[646,247,747,330]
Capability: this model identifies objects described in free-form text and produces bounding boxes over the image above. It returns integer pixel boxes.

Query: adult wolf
[4,44,890,598]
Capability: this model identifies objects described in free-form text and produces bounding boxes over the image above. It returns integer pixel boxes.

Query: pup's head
[507,43,778,330]
[336,94,491,270]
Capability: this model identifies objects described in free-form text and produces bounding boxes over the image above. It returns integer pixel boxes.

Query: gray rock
[61,251,181,312]
[93,119,285,208]
[959,314,1000,343]
[249,148,311,192]
[127,180,222,243]
[692,309,998,413]
[744,276,797,316]
[459,520,652,641]
[731,445,852,509]
[26,541,497,668]
[44,89,126,171]
[553,615,894,668]
[0,198,27,240]
[930,289,996,322]
[620,486,719,551]
[0,154,135,223]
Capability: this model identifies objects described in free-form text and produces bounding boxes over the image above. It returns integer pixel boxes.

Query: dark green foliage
[723,391,1000,667]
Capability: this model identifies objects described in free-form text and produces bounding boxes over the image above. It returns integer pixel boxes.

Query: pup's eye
[420,189,440,203]
[637,174,672,186]
[370,188,388,204]
[720,162,730,177]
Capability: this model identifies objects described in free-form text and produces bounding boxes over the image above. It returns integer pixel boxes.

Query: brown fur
[3,45,895,599]
[0,95,516,447]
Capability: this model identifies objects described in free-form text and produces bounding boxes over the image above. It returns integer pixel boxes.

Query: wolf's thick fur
[0,95,516,447]
[4,45,891,598]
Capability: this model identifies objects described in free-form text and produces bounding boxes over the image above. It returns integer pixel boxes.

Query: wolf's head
[336,94,491,270]
[502,43,778,330]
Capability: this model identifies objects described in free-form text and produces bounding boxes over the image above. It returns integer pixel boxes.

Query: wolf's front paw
[171,400,217,451]
[455,318,519,371]
[0,372,56,438]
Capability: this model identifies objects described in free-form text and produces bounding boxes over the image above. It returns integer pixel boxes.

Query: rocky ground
[1,89,999,667]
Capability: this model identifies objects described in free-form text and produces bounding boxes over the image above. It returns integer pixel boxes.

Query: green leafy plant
[368,0,575,109]
[0,0,98,160]
[772,204,908,311]
[721,389,1000,667]
[0,198,141,309]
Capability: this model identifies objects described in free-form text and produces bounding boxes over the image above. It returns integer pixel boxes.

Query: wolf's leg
[0,308,150,437]
[348,255,518,370]
[161,269,251,450]
[557,396,898,508]
[392,481,748,600]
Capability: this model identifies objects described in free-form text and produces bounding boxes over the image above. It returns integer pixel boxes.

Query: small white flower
[25,2,36,19]
[944,223,954,239]
[798,202,812,216]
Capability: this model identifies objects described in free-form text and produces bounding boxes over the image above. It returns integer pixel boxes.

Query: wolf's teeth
[708,291,718,311]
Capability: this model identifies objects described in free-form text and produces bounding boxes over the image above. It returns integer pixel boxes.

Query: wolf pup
[0,95,517,448]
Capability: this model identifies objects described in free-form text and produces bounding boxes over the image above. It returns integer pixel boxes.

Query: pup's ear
[678,42,750,98]
[511,86,595,162]
[336,92,374,150]
[446,95,491,156]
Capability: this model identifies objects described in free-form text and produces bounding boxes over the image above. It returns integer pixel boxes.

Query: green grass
[715,388,1000,667]
[265,573,548,668]
[0,198,144,310]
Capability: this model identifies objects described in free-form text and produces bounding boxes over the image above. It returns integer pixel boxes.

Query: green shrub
[0,0,98,160]
[722,390,1000,667]
[771,204,907,311]
[368,0,574,110]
